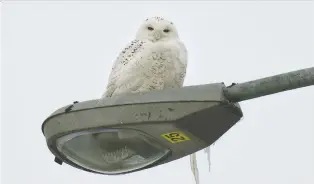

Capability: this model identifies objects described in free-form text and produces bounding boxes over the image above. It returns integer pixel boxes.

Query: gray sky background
[1,1,313,184]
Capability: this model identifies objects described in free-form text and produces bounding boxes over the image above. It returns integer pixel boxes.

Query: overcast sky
[1,1,313,184]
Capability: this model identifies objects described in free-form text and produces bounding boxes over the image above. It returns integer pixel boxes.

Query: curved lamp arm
[223,67,314,103]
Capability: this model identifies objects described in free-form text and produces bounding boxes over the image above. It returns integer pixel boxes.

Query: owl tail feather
[190,153,199,184]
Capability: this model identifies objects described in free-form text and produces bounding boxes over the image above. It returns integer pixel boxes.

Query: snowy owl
[102,17,208,184]
[102,16,187,98]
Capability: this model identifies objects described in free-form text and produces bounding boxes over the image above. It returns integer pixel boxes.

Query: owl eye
[147,26,154,31]
[163,29,170,33]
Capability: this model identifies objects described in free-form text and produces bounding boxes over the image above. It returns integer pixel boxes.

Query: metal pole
[223,67,314,103]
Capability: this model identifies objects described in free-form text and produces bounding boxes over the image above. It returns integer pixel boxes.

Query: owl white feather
[102,17,209,184]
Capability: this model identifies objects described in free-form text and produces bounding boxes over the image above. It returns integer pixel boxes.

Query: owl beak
[153,31,162,40]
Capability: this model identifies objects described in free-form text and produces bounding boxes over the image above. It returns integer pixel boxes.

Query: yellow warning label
[161,131,190,143]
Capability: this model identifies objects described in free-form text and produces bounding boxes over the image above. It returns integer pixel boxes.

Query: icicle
[204,146,211,172]
[190,153,199,184]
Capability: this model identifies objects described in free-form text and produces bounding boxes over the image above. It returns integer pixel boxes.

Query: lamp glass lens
[56,129,170,174]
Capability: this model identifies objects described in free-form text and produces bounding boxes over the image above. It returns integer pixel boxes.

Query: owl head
[135,17,179,42]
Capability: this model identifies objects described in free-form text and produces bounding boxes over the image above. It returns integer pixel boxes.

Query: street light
[42,83,242,174]
[41,67,314,175]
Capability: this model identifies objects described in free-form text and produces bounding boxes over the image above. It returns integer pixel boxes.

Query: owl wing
[174,41,188,87]
[103,40,150,98]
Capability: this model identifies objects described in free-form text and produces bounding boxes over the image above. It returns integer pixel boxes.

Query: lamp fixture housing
[42,83,243,175]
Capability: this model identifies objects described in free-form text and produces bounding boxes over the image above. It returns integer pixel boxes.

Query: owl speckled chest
[139,47,180,90]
